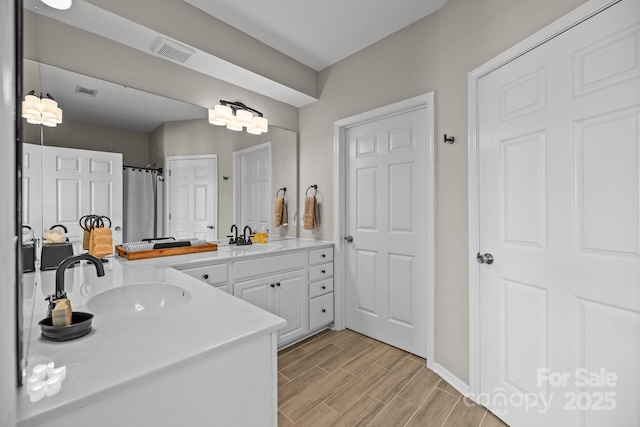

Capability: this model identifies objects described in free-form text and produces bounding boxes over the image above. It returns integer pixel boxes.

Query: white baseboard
[432,362,471,398]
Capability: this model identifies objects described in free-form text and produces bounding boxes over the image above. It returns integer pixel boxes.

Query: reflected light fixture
[208,100,268,135]
[41,0,73,10]
[21,91,63,127]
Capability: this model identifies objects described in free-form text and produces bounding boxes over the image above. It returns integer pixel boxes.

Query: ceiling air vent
[75,85,98,97]
[151,38,196,64]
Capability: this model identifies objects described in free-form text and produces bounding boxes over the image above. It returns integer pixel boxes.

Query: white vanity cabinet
[307,247,334,331]
[177,263,229,293]
[234,269,306,343]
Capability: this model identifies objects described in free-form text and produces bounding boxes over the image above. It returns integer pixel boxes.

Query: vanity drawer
[309,278,333,299]
[309,262,333,282]
[309,293,334,330]
[180,263,228,286]
[309,247,333,265]
[234,252,306,280]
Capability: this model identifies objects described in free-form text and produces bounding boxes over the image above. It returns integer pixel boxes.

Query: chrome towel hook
[444,134,455,144]
[277,187,287,197]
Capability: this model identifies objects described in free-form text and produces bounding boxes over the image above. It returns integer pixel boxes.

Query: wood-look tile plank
[368,358,423,404]
[279,366,330,407]
[324,364,388,414]
[318,338,374,373]
[341,341,393,376]
[442,399,487,427]
[280,344,342,380]
[280,369,355,422]
[278,372,291,388]
[408,354,426,364]
[279,346,312,370]
[480,411,510,427]
[328,329,362,349]
[278,411,294,427]
[373,345,409,371]
[405,388,459,427]
[437,378,462,397]
[366,395,418,427]
[294,403,341,427]
[328,395,385,427]
[398,367,441,405]
[300,330,344,353]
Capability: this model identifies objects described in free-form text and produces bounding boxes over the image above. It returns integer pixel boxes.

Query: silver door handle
[477,252,494,265]
[344,235,353,243]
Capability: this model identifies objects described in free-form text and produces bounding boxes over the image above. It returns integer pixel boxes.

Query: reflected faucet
[48,254,105,316]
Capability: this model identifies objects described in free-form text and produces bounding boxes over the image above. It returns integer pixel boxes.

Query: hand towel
[89,228,113,258]
[303,196,320,230]
[275,197,288,227]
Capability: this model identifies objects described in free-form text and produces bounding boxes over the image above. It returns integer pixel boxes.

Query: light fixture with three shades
[21,91,63,127]
[208,100,268,135]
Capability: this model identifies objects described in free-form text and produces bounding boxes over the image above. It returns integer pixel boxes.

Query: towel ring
[306,185,318,197]
[277,187,287,198]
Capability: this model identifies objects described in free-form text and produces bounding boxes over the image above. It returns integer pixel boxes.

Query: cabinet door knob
[321,270,326,274]
[321,309,326,313]
[321,286,326,290]
[321,254,326,258]
[276,282,281,287]
[203,274,209,280]
[270,283,275,288]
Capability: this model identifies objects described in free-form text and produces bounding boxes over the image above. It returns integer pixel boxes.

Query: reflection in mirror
[22,59,298,244]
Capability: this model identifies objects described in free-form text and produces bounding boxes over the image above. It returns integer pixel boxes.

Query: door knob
[476,252,494,265]
[207,225,215,230]
[344,235,353,243]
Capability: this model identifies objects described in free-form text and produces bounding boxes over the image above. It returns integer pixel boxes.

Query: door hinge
[169,213,172,220]
[168,169,172,177]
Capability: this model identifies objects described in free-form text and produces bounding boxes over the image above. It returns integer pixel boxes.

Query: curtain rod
[123,165,163,174]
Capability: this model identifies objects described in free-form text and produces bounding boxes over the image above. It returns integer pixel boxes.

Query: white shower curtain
[123,167,159,243]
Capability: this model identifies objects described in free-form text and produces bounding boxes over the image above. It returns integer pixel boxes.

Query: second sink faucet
[237,226,253,246]
[227,224,239,244]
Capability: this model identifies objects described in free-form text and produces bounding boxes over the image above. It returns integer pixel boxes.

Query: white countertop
[17,238,333,426]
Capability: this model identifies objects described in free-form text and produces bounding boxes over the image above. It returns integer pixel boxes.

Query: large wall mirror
[20,4,299,383]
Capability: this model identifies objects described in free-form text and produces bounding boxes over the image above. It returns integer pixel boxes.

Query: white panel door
[168,156,217,241]
[234,143,271,231]
[478,1,640,425]
[41,146,123,246]
[345,107,429,357]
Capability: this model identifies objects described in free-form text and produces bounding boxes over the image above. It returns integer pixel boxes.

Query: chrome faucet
[47,254,105,316]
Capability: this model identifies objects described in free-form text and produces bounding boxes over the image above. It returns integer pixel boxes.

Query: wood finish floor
[277,329,509,427]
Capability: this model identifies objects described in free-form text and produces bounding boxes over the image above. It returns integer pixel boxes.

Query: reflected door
[345,107,429,357]
[478,1,640,425]
[168,156,218,241]
[233,142,271,231]
[41,146,123,246]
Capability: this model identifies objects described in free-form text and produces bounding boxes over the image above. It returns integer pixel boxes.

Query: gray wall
[298,0,586,383]
[1,0,17,424]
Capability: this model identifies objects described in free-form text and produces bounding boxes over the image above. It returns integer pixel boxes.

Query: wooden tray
[116,243,218,260]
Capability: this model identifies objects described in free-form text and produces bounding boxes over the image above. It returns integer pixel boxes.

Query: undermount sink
[231,243,283,253]
[87,282,192,318]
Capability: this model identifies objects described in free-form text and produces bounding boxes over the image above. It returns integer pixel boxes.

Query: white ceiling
[185,0,448,71]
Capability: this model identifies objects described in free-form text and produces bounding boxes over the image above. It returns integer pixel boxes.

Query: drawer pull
[321,270,326,274]
[321,286,326,290]
[321,309,326,313]
[203,274,209,280]
[321,254,326,258]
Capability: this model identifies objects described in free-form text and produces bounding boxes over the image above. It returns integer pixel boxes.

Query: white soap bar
[27,375,43,392]
[29,383,45,402]
[32,364,47,381]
